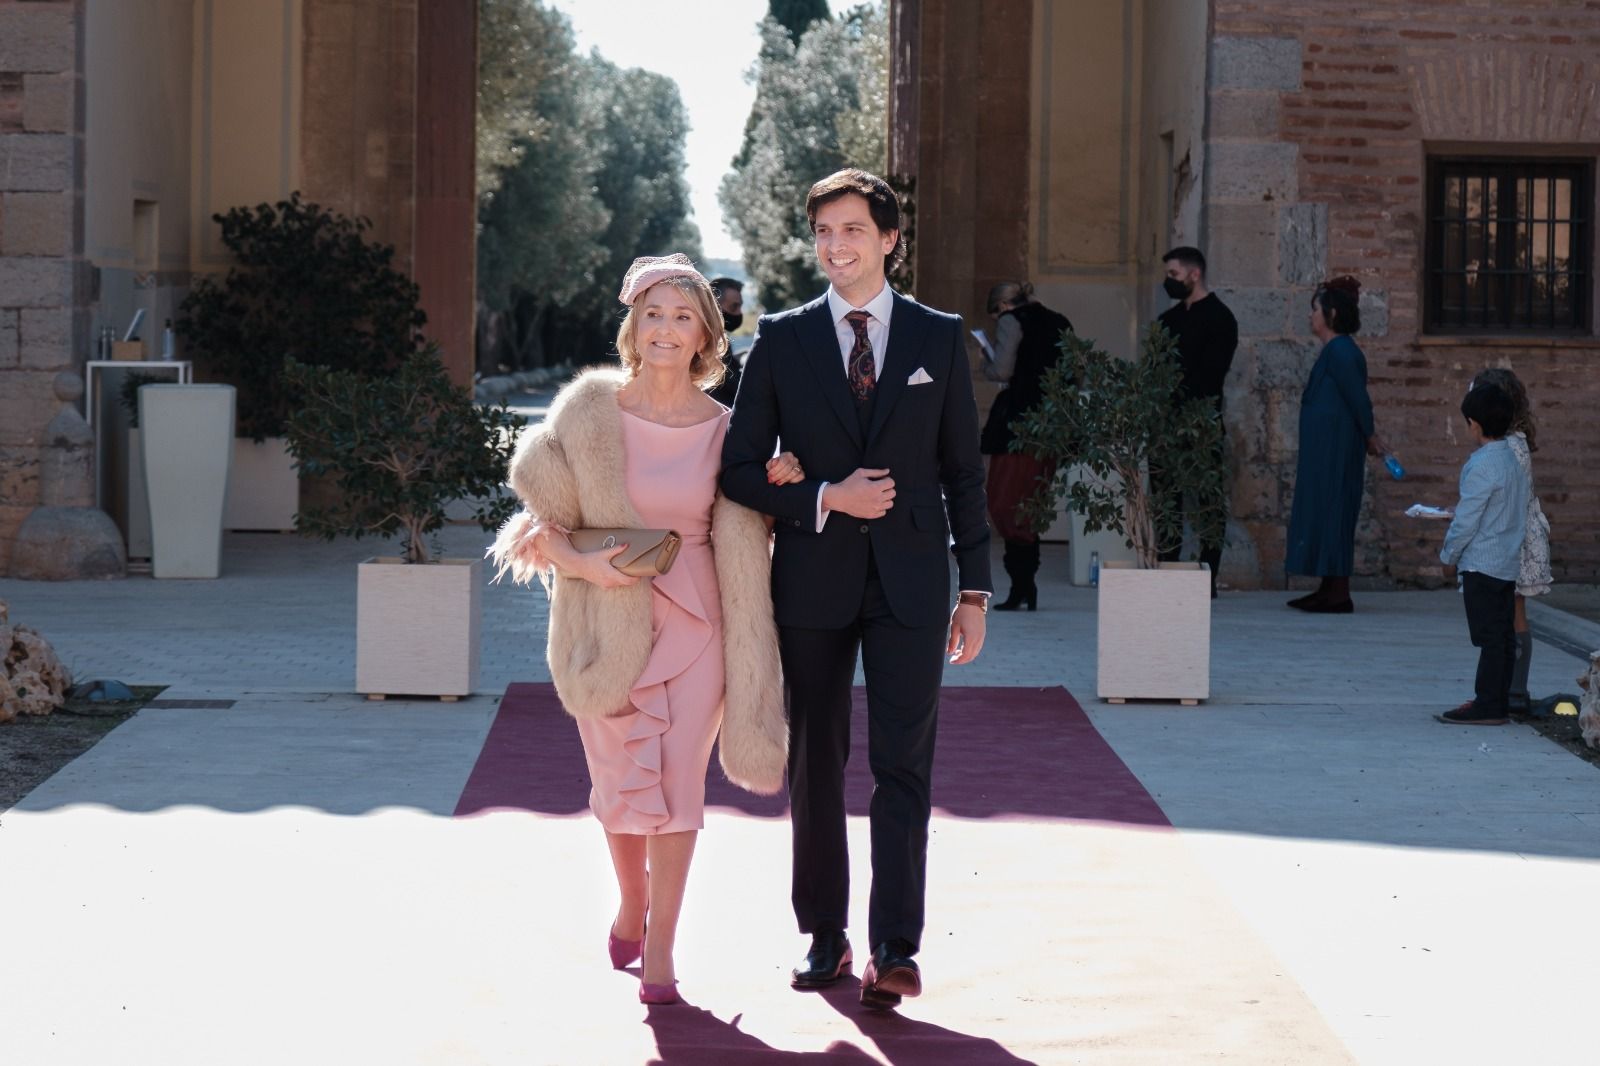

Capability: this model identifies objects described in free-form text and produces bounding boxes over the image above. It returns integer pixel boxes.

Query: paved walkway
[3,529,1598,1064]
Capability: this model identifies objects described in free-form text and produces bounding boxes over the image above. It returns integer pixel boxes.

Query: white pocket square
[907,368,934,385]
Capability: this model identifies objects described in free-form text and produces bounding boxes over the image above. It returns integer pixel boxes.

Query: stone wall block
[0,191,69,256]
[1277,203,1327,286]
[0,6,75,74]
[1207,202,1279,287]
[0,133,71,191]
[1213,286,1291,336]
[0,256,72,308]
[1251,337,1321,391]
[19,307,71,369]
[1209,36,1302,92]
[0,370,60,445]
[1208,90,1281,140]
[1360,289,1389,338]
[22,74,73,133]
[0,310,16,367]
[1260,389,1301,465]
[1205,142,1298,203]
[0,446,39,502]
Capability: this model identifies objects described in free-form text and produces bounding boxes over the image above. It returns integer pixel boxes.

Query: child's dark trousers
[1461,570,1517,714]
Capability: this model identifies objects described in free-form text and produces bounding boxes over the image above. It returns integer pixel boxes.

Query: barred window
[1425,159,1592,333]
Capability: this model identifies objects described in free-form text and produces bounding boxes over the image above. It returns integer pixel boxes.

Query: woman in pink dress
[494,255,795,1004]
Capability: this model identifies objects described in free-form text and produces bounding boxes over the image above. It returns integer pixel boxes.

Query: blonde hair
[616,274,729,391]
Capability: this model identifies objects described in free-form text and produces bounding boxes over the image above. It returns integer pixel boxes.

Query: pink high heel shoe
[638,980,680,1005]
[608,925,643,970]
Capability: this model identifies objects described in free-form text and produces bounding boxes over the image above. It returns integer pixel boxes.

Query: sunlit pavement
[3,528,1597,1064]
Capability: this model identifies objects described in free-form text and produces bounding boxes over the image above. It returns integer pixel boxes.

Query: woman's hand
[541,528,638,589]
[1366,434,1389,457]
[766,451,806,485]
[572,543,640,588]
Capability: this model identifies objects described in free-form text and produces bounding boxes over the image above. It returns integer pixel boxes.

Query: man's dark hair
[1461,382,1514,439]
[710,277,743,294]
[805,168,905,268]
[1162,246,1206,275]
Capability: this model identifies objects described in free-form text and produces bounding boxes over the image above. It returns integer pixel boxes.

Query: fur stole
[507,368,787,795]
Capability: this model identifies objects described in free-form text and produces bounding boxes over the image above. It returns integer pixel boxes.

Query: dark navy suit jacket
[720,290,992,630]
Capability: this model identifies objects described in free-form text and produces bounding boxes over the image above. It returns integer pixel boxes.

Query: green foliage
[282,348,520,565]
[475,0,702,372]
[176,193,426,442]
[1010,325,1228,569]
[721,4,890,309]
[117,371,167,429]
[769,0,831,41]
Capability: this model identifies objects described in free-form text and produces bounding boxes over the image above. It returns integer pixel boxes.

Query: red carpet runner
[456,684,1168,828]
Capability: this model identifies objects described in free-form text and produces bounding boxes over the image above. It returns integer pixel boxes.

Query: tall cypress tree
[769,0,830,42]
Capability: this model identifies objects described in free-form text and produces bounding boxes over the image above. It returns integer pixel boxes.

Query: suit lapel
[866,291,927,445]
[796,297,863,449]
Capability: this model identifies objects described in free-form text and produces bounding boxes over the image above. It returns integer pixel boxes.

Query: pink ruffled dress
[574,409,729,834]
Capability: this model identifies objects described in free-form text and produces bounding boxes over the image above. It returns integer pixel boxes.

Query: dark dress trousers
[720,290,991,953]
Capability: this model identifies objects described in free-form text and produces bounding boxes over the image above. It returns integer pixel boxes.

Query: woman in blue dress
[1284,276,1390,613]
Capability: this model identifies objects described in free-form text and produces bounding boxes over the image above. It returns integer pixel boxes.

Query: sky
[547,0,852,266]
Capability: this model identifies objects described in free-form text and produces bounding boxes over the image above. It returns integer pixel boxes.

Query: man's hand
[947,603,986,665]
[822,468,895,519]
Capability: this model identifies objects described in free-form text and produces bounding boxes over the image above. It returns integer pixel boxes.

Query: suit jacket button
[859,524,869,534]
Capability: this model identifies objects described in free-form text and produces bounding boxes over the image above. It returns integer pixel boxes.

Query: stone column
[1,0,87,576]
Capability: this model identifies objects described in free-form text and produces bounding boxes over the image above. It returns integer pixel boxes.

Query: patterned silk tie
[845,310,876,403]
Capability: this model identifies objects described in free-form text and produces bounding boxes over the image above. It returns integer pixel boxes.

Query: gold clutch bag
[566,528,683,578]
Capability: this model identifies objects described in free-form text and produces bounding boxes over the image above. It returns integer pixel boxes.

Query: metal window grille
[1425,158,1592,333]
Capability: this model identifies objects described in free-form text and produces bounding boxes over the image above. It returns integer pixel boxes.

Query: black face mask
[722,311,743,334]
[1162,277,1192,301]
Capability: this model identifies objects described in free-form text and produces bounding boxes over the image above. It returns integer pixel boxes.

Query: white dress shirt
[815,284,895,531]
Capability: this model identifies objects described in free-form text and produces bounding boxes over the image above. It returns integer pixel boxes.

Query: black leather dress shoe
[859,941,921,1009]
[791,931,852,989]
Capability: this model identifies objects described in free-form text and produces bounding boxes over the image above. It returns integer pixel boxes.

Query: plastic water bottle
[1090,550,1100,587]
[1383,454,1405,480]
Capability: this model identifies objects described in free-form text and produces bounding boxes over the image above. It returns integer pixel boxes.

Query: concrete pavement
[2,528,1597,1064]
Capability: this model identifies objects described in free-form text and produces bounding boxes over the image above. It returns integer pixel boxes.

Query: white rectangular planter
[126,433,297,556]
[139,384,235,579]
[356,557,482,698]
[223,437,298,531]
[1096,561,1211,703]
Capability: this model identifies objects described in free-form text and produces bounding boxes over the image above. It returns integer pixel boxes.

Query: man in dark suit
[721,168,992,1010]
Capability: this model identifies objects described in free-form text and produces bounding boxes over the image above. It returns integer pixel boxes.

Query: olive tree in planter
[1011,325,1227,704]
[284,349,519,700]
[177,193,427,532]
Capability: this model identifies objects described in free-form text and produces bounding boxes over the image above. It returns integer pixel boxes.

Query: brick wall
[0,0,84,575]
[1207,0,1600,587]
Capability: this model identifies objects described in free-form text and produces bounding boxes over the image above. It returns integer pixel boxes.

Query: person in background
[979,280,1073,611]
[1155,246,1237,597]
[1437,382,1530,726]
[707,277,745,407]
[1466,367,1551,713]
[1284,276,1390,613]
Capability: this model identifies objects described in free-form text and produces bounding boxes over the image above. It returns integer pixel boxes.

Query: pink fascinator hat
[618,252,705,305]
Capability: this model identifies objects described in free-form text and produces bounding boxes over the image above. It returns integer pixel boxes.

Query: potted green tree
[283,349,519,700]
[1011,325,1227,704]
[177,193,427,532]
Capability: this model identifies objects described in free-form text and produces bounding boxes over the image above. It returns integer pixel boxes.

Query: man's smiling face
[812,193,897,300]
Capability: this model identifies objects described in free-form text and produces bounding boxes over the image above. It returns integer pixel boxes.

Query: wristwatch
[957,591,990,614]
